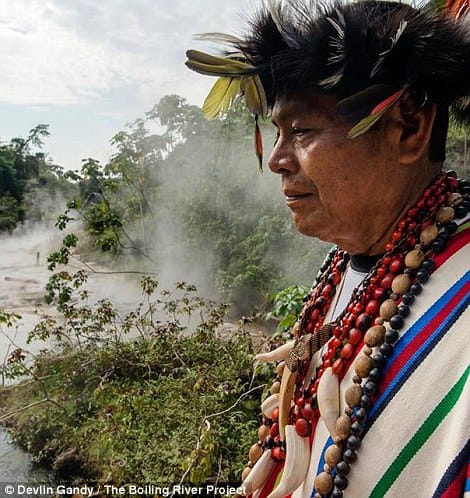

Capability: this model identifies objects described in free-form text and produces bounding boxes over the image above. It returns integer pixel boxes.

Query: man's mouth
[284,191,313,204]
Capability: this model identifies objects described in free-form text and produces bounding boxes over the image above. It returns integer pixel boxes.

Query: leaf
[202,77,241,118]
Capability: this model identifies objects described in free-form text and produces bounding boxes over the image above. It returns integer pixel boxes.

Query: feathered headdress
[186,0,470,167]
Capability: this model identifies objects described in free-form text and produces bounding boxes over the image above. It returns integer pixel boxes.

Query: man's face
[268,91,404,255]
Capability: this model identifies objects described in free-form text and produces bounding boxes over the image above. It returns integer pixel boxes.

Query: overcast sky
[0,0,255,170]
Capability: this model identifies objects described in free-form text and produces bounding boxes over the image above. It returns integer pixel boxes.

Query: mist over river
[0,225,143,486]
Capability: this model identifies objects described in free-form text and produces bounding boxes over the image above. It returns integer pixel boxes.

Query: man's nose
[267,138,297,175]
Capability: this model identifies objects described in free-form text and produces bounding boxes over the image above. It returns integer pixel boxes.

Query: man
[186,1,470,497]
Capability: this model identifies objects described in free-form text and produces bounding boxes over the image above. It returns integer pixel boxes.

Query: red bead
[376,266,387,278]
[332,338,342,349]
[348,327,362,345]
[309,308,320,320]
[331,271,341,285]
[385,242,394,252]
[373,287,387,300]
[407,235,417,247]
[340,343,354,359]
[398,219,407,229]
[270,423,279,437]
[353,303,363,315]
[306,321,314,333]
[271,446,286,461]
[332,358,344,374]
[323,359,332,369]
[322,284,333,297]
[389,257,404,274]
[356,313,371,331]
[295,418,311,437]
[296,397,305,409]
[392,230,402,242]
[271,408,279,422]
[380,273,395,289]
[303,403,314,420]
[365,299,379,316]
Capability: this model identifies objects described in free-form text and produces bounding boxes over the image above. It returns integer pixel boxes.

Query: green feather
[347,104,391,138]
[202,77,241,118]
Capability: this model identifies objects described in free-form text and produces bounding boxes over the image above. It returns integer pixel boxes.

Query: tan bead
[363,346,373,356]
[325,444,343,466]
[335,414,351,440]
[241,466,251,481]
[391,274,412,295]
[276,361,285,377]
[436,206,455,224]
[364,325,386,347]
[355,355,374,378]
[257,424,270,441]
[405,248,425,270]
[270,381,281,394]
[380,299,398,320]
[448,192,463,206]
[249,443,263,463]
[314,471,334,494]
[345,384,362,408]
[419,224,439,246]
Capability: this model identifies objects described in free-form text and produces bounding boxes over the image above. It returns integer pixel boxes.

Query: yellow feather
[347,105,391,138]
[241,75,268,116]
[186,50,252,76]
[202,77,241,118]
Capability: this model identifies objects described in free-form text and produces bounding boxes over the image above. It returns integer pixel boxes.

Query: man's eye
[273,132,280,145]
[292,127,310,135]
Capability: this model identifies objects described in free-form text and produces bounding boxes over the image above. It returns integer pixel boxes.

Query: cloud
[0,0,248,107]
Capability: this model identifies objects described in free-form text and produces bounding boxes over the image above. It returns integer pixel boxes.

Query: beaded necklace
[240,171,470,498]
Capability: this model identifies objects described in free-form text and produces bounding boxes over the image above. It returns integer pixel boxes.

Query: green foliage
[266,284,310,339]
[1,267,269,486]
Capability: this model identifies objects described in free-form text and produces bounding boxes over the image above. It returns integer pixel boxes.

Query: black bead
[446,222,458,235]
[404,267,415,277]
[432,238,446,253]
[398,303,410,318]
[347,435,362,451]
[372,352,386,369]
[315,296,326,308]
[390,314,405,330]
[265,436,274,449]
[363,380,377,396]
[461,185,470,195]
[332,488,344,498]
[356,313,371,331]
[336,260,348,272]
[402,293,415,305]
[336,460,350,476]
[368,367,382,383]
[355,407,368,424]
[439,230,450,242]
[416,269,430,283]
[455,204,468,219]
[360,394,371,409]
[446,169,457,178]
[380,342,394,357]
[460,179,470,188]
[385,329,399,344]
[422,258,436,272]
[343,448,357,464]
[334,475,348,490]
[350,421,364,437]
[410,283,423,296]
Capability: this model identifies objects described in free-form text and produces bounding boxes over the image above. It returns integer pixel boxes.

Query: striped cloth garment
[257,219,470,498]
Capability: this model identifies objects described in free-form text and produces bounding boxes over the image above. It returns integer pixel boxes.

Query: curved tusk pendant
[266,425,310,498]
[317,367,340,440]
[278,364,297,442]
[255,340,295,363]
[261,393,280,420]
[240,449,277,496]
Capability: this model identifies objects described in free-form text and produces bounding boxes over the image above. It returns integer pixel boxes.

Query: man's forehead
[271,92,340,123]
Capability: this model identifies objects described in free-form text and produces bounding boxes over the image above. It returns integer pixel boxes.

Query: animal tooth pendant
[255,340,295,363]
[261,393,280,420]
[240,449,277,496]
[266,425,310,498]
[278,334,313,440]
[317,367,340,439]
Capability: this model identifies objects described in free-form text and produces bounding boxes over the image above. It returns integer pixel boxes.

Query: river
[0,225,142,487]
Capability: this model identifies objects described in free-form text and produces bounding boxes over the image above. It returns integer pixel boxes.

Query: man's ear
[387,98,437,165]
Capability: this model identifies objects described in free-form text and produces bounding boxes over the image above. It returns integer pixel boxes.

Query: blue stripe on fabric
[369,271,470,423]
[311,271,470,498]
[432,439,470,497]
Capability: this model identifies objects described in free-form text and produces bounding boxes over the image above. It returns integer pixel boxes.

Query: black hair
[234,0,470,161]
